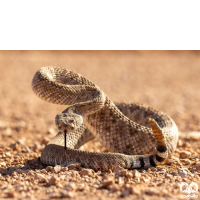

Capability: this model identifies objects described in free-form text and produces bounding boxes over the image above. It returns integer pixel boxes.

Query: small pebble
[130,187,141,195]
[6,191,16,198]
[67,163,81,170]
[108,184,120,192]
[77,183,85,191]
[46,166,53,172]
[165,174,173,179]
[150,167,157,172]
[102,178,114,187]
[145,188,160,195]
[178,169,187,178]
[35,173,45,179]
[53,165,61,173]
[61,191,75,198]
[132,170,141,178]
[179,151,191,159]
[166,159,175,164]
[16,169,23,174]
[126,172,133,178]
[80,169,94,177]
[193,163,200,170]
[0,162,6,166]
[9,143,19,151]
[61,167,68,172]
[65,183,77,191]
[48,176,58,186]
[182,159,191,165]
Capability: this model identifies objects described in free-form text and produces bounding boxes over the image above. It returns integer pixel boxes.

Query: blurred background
[0,50,200,148]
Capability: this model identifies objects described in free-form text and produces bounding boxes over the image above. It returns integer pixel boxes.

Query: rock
[113,166,127,176]
[150,167,157,172]
[61,167,68,172]
[48,127,56,135]
[34,173,48,183]
[165,174,173,179]
[108,184,120,192]
[122,188,130,197]
[171,172,178,176]
[124,184,138,197]
[41,137,49,145]
[178,169,187,178]
[113,166,124,174]
[126,171,133,178]
[2,154,6,158]
[61,191,75,198]
[33,142,41,151]
[5,152,12,157]
[145,188,160,195]
[77,183,85,191]
[181,131,200,141]
[0,120,8,129]
[9,143,19,151]
[80,169,94,177]
[67,163,81,170]
[46,166,53,172]
[193,163,200,170]
[178,139,183,146]
[16,169,23,174]
[132,170,141,178]
[157,168,166,174]
[35,173,45,180]
[117,177,124,185]
[165,159,175,164]
[182,159,191,165]
[102,178,114,187]
[129,187,141,195]
[53,165,61,173]
[50,193,61,198]
[103,172,114,180]
[179,151,191,159]
[65,183,77,191]
[119,169,127,176]
[48,176,58,186]
[17,138,25,145]
[27,170,34,176]
[41,169,47,174]
[3,127,12,136]
[141,176,150,183]
[0,162,6,166]
[71,171,80,178]
[6,191,16,197]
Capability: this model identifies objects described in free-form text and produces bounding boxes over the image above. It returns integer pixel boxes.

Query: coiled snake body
[32,66,178,171]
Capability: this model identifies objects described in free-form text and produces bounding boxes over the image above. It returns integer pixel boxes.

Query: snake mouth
[57,123,76,132]
[56,118,76,132]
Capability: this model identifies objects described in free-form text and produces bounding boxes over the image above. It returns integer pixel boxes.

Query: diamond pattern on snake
[32,66,178,171]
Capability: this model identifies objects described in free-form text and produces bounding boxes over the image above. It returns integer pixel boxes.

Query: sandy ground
[0,50,200,199]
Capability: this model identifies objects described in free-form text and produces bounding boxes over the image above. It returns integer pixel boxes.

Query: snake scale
[32,66,178,171]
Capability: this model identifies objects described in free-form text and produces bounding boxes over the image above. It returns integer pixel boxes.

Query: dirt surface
[0,50,200,200]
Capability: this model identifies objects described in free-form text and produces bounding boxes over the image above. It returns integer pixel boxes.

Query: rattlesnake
[32,66,178,171]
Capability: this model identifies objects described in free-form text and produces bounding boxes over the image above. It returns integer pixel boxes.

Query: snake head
[55,112,83,132]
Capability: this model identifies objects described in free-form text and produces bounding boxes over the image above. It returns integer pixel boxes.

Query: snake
[32,66,178,171]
